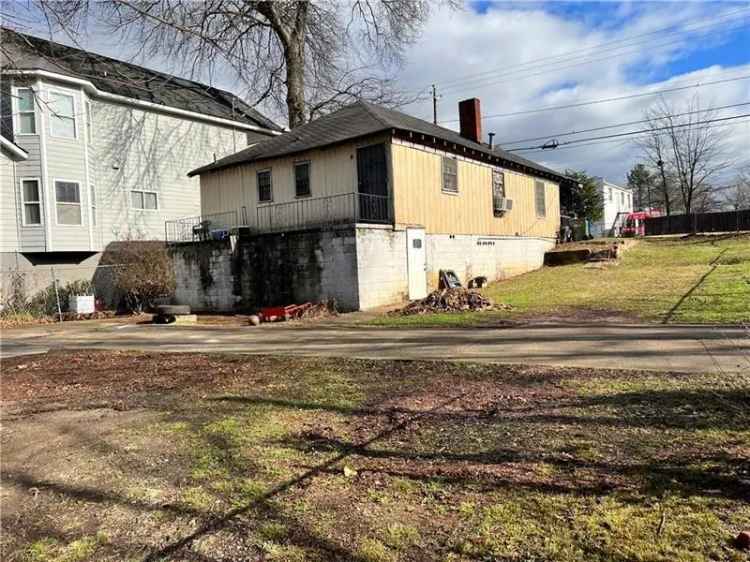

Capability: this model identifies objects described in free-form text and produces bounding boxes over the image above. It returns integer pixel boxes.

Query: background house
[0,29,280,297]
[173,98,568,311]
[590,178,633,237]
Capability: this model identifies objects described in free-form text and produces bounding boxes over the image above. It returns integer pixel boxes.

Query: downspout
[36,78,53,251]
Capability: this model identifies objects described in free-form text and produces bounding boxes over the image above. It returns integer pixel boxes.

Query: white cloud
[394,2,750,185]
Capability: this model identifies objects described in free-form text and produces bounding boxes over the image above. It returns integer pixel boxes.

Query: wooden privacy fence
[644,209,750,236]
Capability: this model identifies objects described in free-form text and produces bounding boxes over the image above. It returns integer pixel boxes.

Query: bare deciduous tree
[3,0,451,128]
[637,96,729,216]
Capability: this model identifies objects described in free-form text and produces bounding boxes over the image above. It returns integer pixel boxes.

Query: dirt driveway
[2,351,749,561]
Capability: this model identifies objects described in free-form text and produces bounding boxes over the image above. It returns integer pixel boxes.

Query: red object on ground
[259,303,313,322]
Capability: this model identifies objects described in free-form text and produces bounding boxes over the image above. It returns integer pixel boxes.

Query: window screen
[55,181,81,224]
[442,157,458,193]
[49,92,76,139]
[258,170,272,202]
[22,179,42,225]
[17,88,36,134]
[294,162,310,197]
[534,180,546,217]
[492,170,505,217]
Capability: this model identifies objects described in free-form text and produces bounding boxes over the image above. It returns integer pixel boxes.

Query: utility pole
[431,84,438,125]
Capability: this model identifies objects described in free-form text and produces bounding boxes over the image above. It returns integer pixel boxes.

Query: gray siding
[13,133,46,252]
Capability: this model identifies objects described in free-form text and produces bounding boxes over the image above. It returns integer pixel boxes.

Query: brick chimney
[458,98,482,144]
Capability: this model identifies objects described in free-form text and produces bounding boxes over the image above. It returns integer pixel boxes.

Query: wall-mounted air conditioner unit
[494,197,513,214]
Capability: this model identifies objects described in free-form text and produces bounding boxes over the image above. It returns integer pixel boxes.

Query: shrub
[101,241,175,313]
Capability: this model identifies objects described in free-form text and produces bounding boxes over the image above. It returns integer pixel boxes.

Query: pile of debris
[396,287,508,316]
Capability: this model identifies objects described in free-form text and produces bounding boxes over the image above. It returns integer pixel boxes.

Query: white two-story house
[590,177,633,237]
[0,29,280,292]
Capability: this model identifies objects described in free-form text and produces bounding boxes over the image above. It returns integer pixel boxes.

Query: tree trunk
[285,42,306,128]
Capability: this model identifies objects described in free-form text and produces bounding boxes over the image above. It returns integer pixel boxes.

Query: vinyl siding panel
[91,99,250,245]
[13,128,46,252]
[200,140,373,226]
[0,152,19,252]
[41,81,90,251]
[391,139,560,238]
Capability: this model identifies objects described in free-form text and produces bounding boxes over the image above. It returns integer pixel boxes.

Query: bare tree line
[2,0,457,128]
[633,95,738,215]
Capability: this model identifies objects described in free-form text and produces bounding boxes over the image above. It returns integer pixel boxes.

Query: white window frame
[441,156,459,195]
[47,89,78,140]
[130,189,159,211]
[294,161,311,198]
[257,169,273,204]
[13,86,38,136]
[534,180,547,218]
[53,178,83,226]
[19,177,43,227]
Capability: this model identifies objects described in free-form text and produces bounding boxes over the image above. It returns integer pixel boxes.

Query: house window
[21,179,42,225]
[294,162,310,197]
[16,88,37,134]
[55,180,82,225]
[534,180,546,217]
[442,156,458,193]
[131,189,158,210]
[49,91,77,139]
[492,170,505,217]
[257,169,272,202]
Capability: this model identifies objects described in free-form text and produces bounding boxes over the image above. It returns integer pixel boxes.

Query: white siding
[91,98,250,246]
[0,151,19,252]
[12,126,46,252]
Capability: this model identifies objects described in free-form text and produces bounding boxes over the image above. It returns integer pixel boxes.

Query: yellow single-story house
[176,99,570,311]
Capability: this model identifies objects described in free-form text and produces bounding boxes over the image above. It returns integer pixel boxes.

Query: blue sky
[395,1,750,184]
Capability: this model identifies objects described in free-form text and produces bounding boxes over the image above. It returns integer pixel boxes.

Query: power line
[514,116,750,153]
[435,18,750,95]
[498,101,750,146]
[419,7,750,93]
[438,73,750,124]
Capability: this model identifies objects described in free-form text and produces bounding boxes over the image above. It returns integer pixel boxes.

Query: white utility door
[406,228,427,300]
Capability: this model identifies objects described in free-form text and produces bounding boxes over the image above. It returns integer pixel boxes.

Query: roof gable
[1,28,281,132]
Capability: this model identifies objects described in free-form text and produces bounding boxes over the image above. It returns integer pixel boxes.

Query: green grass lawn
[2,352,749,561]
[373,234,750,327]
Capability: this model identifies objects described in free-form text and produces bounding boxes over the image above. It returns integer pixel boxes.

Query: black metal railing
[256,192,391,234]
[165,210,239,243]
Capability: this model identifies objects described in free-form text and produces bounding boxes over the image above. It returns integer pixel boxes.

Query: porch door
[356,143,388,222]
[406,228,427,300]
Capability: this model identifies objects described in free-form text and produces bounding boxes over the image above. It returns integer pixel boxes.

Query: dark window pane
[24,203,41,225]
[535,180,546,217]
[258,170,272,202]
[442,157,458,193]
[295,162,310,197]
[22,180,39,202]
[55,181,80,203]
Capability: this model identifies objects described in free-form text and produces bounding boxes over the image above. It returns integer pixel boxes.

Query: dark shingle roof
[1,28,281,132]
[188,100,567,182]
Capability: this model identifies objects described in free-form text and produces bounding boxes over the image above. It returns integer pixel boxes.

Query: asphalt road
[2,319,748,374]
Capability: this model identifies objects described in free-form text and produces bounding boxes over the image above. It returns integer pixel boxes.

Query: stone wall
[170,238,239,312]
[169,226,360,312]
[425,234,555,290]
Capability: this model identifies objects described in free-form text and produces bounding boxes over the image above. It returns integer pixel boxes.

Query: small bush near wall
[101,241,176,313]
[0,274,94,324]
